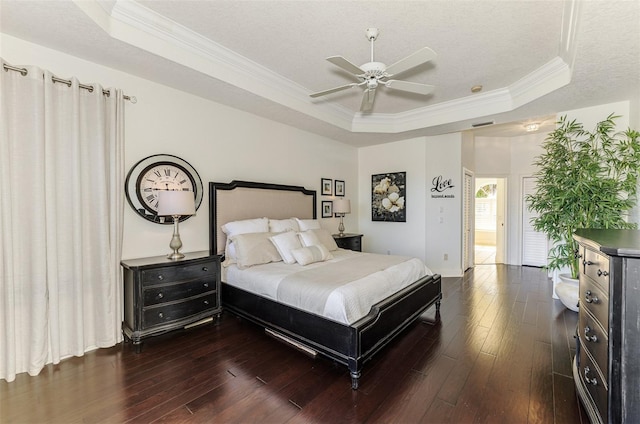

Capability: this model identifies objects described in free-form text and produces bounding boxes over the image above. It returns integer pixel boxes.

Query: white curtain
[0,59,125,382]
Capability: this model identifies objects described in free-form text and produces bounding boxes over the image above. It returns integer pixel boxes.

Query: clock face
[125,154,203,224]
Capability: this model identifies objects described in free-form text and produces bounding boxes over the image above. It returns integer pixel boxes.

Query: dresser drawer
[141,260,216,286]
[143,292,217,328]
[580,307,608,381]
[582,248,610,292]
[579,347,608,424]
[143,278,216,306]
[580,275,609,332]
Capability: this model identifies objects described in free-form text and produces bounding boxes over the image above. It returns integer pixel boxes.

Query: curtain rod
[3,63,137,103]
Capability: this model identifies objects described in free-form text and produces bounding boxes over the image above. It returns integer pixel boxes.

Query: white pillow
[291,244,333,266]
[295,218,321,231]
[230,232,282,269]
[222,217,269,237]
[269,231,303,264]
[269,218,299,233]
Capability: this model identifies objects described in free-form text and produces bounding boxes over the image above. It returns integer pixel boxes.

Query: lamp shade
[157,190,196,216]
[333,199,351,214]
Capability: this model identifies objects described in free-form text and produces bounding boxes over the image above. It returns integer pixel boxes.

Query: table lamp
[157,190,196,260]
[333,199,351,237]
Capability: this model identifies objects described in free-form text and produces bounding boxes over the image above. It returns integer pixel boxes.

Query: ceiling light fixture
[525,123,540,132]
[471,85,483,93]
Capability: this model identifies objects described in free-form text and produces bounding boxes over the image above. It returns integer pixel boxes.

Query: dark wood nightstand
[121,251,221,352]
[333,233,363,252]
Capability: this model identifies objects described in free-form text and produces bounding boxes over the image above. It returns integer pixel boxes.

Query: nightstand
[121,251,221,352]
[333,233,363,252]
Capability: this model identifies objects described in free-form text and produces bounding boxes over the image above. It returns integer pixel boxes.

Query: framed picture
[321,178,332,196]
[335,180,345,197]
[372,172,406,222]
[321,200,333,218]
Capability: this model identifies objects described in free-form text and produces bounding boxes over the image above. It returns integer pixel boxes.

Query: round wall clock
[125,154,203,224]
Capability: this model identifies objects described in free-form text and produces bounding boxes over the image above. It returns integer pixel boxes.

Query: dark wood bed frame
[209,180,442,389]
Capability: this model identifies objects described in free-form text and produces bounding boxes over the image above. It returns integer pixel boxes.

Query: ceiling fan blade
[385,80,435,95]
[385,47,436,76]
[326,56,365,75]
[309,83,358,98]
[360,88,376,112]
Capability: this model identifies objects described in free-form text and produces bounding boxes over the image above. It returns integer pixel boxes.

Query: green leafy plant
[526,114,640,278]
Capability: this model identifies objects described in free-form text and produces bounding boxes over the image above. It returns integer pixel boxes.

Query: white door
[522,177,548,267]
[463,170,474,271]
[495,178,506,264]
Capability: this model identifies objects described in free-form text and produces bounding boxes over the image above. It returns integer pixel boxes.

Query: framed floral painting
[372,172,406,222]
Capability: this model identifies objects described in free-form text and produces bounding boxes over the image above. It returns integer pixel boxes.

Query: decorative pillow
[269,218,299,233]
[291,244,333,266]
[230,232,282,269]
[269,231,303,264]
[310,228,339,251]
[221,217,269,266]
[295,218,321,231]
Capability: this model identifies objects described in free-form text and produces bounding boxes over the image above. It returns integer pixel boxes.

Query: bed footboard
[221,273,442,389]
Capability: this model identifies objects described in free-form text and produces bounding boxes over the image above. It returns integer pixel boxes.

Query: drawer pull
[203,300,209,305]
[203,283,209,288]
[157,292,164,299]
[202,266,209,272]
[584,366,598,386]
[584,290,599,304]
[597,269,609,277]
[158,312,164,318]
[157,275,164,280]
[584,326,598,342]
[583,260,594,266]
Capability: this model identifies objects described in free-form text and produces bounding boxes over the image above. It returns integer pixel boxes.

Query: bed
[209,180,442,389]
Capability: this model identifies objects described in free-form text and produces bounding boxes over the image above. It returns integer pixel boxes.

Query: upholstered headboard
[209,180,317,255]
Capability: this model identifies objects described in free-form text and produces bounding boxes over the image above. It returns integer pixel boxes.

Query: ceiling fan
[310,28,436,112]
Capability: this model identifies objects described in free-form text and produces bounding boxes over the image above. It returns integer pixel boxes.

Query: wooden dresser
[121,251,221,352]
[573,229,640,424]
[332,233,363,252]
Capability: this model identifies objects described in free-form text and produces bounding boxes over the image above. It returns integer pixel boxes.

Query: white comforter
[223,249,432,325]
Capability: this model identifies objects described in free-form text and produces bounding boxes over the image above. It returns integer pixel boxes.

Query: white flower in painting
[382,192,405,212]
[373,177,391,194]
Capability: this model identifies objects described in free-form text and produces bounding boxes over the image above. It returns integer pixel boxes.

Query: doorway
[474,177,506,264]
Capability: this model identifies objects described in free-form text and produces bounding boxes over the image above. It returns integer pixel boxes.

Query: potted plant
[526,114,640,291]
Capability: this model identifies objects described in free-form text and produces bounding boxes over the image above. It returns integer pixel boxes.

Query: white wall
[357,137,427,260]
[2,34,358,260]
[425,133,463,276]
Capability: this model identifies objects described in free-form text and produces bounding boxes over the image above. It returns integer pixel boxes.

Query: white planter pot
[556,273,579,312]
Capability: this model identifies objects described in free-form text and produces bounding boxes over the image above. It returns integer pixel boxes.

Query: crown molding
[74,0,580,135]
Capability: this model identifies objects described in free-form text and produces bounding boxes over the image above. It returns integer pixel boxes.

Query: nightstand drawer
[579,307,608,381]
[583,248,609,291]
[579,347,608,424]
[580,275,609,332]
[141,260,216,286]
[143,278,216,306]
[143,292,217,328]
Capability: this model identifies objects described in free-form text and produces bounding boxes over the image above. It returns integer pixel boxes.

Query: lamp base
[167,252,185,261]
[167,215,185,261]
[338,215,345,237]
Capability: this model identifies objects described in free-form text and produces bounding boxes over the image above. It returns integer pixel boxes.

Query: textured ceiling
[1,0,638,146]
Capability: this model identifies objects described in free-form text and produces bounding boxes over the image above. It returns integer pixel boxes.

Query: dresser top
[574,229,640,258]
[121,250,214,269]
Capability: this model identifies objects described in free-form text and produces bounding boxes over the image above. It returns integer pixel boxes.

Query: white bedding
[223,249,433,325]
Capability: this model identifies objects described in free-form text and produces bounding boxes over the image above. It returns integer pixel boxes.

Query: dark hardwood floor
[1,264,588,423]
